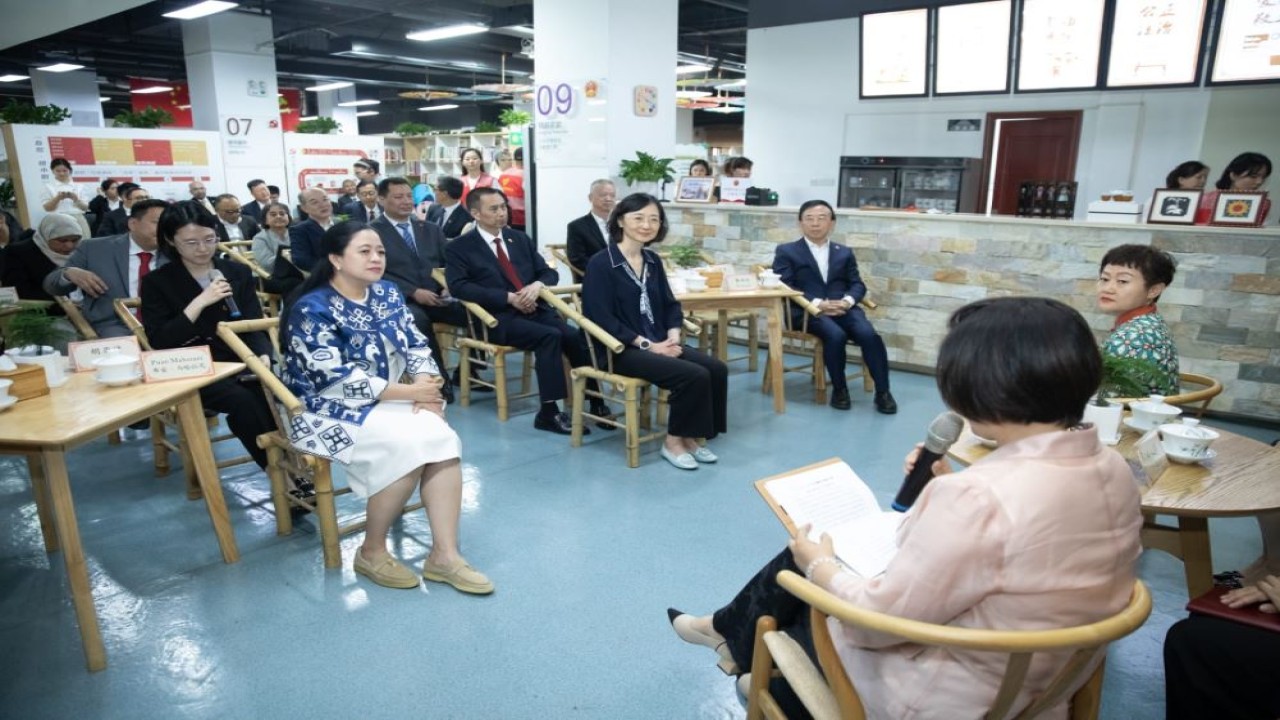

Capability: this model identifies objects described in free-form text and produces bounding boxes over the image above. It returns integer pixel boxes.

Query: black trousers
[611,345,727,439]
[1164,614,1280,719]
[801,308,890,392]
[489,305,590,403]
[198,377,274,469]
[407,301,468,376]
[712,549,820,720]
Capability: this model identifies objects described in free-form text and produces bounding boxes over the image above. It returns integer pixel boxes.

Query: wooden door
[980,111,1082,215]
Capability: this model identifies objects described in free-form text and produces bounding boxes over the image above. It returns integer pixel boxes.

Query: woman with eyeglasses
[139,203,306,499]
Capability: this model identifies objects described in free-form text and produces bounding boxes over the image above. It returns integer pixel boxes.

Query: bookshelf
[402,131,513,183]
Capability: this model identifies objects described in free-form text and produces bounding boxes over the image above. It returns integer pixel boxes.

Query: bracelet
[804,556,840,578]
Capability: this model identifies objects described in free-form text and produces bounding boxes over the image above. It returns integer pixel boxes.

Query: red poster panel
[132,140,174,166]
[48,136,95,164]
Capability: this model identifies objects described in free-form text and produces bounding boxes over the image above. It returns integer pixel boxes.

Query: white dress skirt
[343,401,460,499]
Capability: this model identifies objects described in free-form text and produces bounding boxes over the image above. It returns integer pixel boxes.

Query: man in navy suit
[349,180,382,223]
[289,188,337,273]
[212,193,261,243]
[425,176,472,240]
[773,200,896,413]
[564,179,615,281]
[241,179,271,223]
[371,177,471,401]
[445,187,609,435]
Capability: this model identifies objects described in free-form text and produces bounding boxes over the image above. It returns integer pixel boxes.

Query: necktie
[493,237,524,291]
[135,251,152,319]
[396,223,418,255]
[437,207,447,227]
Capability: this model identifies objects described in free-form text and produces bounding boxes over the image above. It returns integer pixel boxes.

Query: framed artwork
[1210,191,1269,227]
[1147,189,1202,224]
[675,176,715,203]
[860,8,929,98]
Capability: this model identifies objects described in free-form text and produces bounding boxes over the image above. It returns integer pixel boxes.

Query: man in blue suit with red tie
[444,187,611,434]
[772,199,896,413]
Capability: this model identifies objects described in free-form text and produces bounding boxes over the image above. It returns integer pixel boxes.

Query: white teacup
[93,353,141,383]
[685,276,708,292]
[1158,422,1219,459]
[1130,398,1181,428]
[0,378,12,398]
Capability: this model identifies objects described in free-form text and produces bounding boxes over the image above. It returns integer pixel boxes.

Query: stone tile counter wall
[663,204,1280,421]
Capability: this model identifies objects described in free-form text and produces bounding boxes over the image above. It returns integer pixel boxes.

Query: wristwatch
[637,338,652,350]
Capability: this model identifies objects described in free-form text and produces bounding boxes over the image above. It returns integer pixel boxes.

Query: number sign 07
[536,84,574,117]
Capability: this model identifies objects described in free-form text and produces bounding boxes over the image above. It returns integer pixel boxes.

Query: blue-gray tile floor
[2,356,1275,719]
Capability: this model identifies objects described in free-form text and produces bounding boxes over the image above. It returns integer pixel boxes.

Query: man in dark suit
[212,193,261,243]
[240,179,271,223]
[289,188,337,272]
[370,177,470,400]
[336,178,359,214]
[43,199,169,337]
[773,199,896,414]
[445,187,609,435]
[565,179,615,281]
[349,180,382,223]
[97,183,146,237]
[425,175,472,240]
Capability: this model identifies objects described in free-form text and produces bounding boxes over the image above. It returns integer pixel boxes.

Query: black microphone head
[923,412,965,454]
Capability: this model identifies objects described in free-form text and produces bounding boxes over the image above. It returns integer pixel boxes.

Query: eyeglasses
[178,238,219,249]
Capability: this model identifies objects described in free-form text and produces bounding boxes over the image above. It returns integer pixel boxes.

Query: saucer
[1165,448,1217,465]
[97,371,143,388]
[0,395,17,412]
[1123,417,1153,433]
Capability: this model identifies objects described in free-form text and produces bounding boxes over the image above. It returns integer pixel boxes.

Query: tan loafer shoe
[423,558,495,595]
[353,551,420,589]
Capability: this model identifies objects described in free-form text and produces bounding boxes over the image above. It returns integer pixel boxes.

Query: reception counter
[662,204,1280,421]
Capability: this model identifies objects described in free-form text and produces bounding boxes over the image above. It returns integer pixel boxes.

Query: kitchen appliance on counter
[838,156,981,213]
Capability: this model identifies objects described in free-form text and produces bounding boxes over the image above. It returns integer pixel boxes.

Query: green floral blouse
[1102,312,1180,396]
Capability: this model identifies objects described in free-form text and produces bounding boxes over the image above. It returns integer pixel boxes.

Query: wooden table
[0,362,246,671]
[675,286,802,414]
[949,421,1280,598]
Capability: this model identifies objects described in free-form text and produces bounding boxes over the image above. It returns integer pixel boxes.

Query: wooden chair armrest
[216,319,304,415]
[111,297,153,351]
[54,295,97,339]
[431,267,498,328]
[790,295,824,316]
[537,286,624,353]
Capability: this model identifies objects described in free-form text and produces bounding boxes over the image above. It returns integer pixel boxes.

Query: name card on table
[724,274,757,292]
[0,287,19,303]
[68,336,141,371]
[720,178,749,203]
[1134,428,1169,488]
[141,346,215,383]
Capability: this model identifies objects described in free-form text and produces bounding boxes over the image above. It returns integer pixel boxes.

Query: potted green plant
[0,99,72,125]
[667,245,704,269]
[395,121,432,137]
[2,307,72,385]
[499,109,531,127]
[618,151,675,196]
[295,117,341,134]
[473,120,502,133]
[0,179,15,211]
[112,107,175,128]
[1082,354,1166,442]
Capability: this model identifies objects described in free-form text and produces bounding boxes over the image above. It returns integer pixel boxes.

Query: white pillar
[183,12,286,201]
[532,0,678,246]
[30,69,103,127]
[315,86,359,136]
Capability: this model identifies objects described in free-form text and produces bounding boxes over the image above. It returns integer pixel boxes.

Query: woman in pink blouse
[458,147,495,208]
[669,297,1143,719]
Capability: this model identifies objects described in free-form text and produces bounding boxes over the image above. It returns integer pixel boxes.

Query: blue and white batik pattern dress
[283,280,460,498]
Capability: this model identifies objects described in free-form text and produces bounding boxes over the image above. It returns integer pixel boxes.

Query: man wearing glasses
[212,193,262,244]
[289,188,339,272]
[425,176,473,240]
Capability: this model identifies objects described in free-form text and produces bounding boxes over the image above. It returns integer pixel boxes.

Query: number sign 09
[535,83,574,117]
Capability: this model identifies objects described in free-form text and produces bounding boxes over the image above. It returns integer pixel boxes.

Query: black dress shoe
[874,390,898,415]
[590,404,617,430]
[533,411,583,435]
[829,387,851,411]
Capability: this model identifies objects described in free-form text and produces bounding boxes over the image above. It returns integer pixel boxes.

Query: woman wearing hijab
[1,213,84,313]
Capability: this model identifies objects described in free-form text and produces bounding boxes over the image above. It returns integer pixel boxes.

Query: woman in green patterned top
[1096,244,1180,395]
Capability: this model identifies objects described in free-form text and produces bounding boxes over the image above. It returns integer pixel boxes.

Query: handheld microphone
[891,411,964,512]
[208,269,242,319]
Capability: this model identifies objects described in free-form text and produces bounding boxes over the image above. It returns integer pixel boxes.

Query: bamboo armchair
[545,243,584,281]
[538,288,670,468]
[762,294,877,404]
[1113,372,1223,418]
[217,318,423,569]
[217,241,281,316]
[746,571,1151,720]
[53,295,125,446]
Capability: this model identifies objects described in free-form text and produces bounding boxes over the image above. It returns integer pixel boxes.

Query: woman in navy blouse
[581,193,728,470]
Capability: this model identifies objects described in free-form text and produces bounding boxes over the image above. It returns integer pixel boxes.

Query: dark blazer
[426,202,473,240]
[87,196,118,235]
[581,243,683,349]
[445,227,558,313]
[98,207,129,237]
[288,219,329,274]
[350,203,382,224]
[371,215,447,299]
[214,217,261,244]
[240,199,268,223]
[566,213,608,280]
[0,240,58,308]
[336,194,359,214]
[772,238,867,311]
[140,258,269,361]
[43,233,169,337]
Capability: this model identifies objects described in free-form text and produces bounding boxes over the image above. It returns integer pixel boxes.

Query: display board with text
[1210,0,1280,84]
[1017,0,1107,91]
[282,133,385,203]
[935,1,1013,95]
[1107,0,1209,87]
[860,9,929,97]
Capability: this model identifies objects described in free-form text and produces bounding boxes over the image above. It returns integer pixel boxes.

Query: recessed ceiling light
[99,96,109,102]
[0,74,30,82]
[406,24,488,42]
[337,99,380,107]
[676,64,711,75]
[131,85,173,94]
[704,106,744,114]
[675,90,712,99]
[718,79,747,88]
[418,104,459,112]
[355,111,379,117]
[162,1,238,20]
[305,81,353,92]
[36,63,85,73]
[299,115,317,121]
[504,25,534,37]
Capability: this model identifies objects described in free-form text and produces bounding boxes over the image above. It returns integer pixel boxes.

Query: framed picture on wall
[1147,189,1202,224]
[860,8,929,98]
[1210,191,1269,227]
[675,176,715,203]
